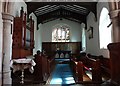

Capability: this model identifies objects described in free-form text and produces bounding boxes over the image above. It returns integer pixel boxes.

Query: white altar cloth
[10,58,36,73]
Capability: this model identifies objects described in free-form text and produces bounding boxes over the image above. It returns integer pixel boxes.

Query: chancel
[0,0,120,86]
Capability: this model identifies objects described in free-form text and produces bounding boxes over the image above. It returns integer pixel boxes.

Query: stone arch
[2,1,15,14]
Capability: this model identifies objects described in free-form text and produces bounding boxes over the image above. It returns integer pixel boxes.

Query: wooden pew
[76,61,83,82]
[70,54,102,83]
[41,55,48,82]
[33,53,44,83]
[70,57,83,82]
[47,57,55,75]
[108,42,120,85]
[87,54,111,79]
[33,52,55,84]
[100,58,111,77]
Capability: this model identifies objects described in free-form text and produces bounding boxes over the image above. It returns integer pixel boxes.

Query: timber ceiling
[26,2,97,24]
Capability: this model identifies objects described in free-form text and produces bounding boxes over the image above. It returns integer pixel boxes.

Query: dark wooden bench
[33,53,55,84]
[70,53,102,83]
[108,42,120,85]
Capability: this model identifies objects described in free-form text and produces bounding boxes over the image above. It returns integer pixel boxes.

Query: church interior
[0,0,120,86]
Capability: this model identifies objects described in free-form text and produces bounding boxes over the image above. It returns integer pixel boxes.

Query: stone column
[0,1,3,86]
[109,1,120,42]
[108,1,120,85]
[2,13,13,85]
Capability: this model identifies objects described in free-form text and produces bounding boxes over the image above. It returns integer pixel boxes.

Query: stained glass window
[52,24,70,42]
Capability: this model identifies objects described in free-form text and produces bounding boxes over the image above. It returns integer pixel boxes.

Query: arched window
[52,24,70,42]
[99,7,112,49]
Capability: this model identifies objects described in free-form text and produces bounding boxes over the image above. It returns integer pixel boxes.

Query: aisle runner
[50,64,75,85]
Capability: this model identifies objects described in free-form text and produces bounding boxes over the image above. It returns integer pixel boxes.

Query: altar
[55,50,71,59]
[10,58,36,84]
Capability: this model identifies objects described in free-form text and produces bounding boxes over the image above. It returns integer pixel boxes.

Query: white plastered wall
[40,18,82,42]
[86,1,110,58]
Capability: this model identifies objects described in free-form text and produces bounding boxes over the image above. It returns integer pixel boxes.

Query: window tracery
[52,24,70,42]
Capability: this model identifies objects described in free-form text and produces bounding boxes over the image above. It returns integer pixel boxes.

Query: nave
[49,59,75,85]
[12,59,76,86]
[12,58,114,86]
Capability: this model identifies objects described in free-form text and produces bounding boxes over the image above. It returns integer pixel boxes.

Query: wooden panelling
[42,42,81,57]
